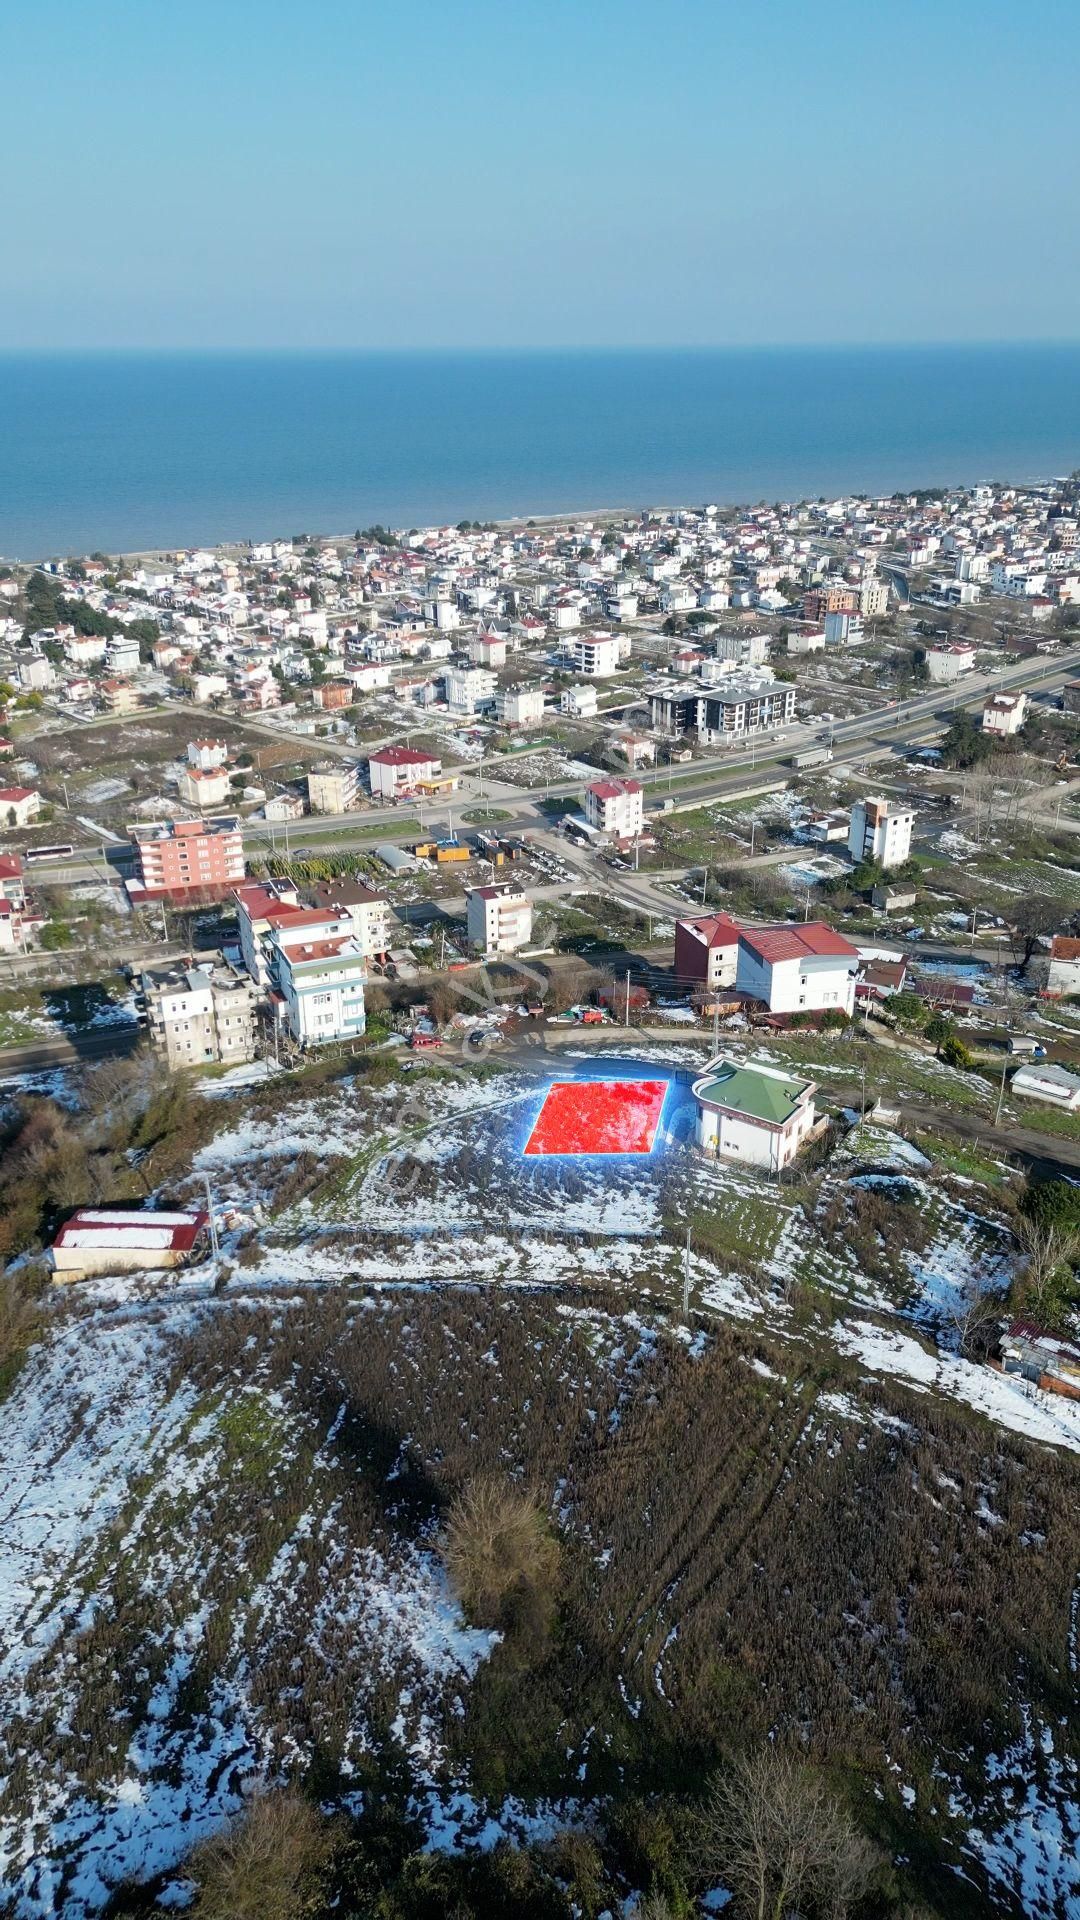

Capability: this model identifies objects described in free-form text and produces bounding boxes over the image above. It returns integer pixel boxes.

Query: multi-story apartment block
[268,911,367,1048]
[584,777,644,839]
[367,746,441,798]
[307,762,361,814]
[127,817,245,904]
[848,796,914,870]
[139,960,259,1069]
[466,881,533,955]
[561,632,628,677]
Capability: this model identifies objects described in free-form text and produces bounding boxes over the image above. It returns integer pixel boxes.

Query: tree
[1011,895,1061,972]
[924,1011,955,1053]
[948,1273,1002,1359]
[189,1790,333,1920]
[697,1747,878,1920]
[1012,1213,1080,1325]
[940,1034,973,1070]
[888,991,927,1034]
[940,711,994,769]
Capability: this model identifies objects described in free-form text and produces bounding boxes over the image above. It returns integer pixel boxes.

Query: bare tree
[697,1747,878,1920]
[946,1273,1002,1359]
[1012,1215,1080,1321]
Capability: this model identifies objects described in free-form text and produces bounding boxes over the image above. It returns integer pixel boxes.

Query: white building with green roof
[691,1056,818,1172]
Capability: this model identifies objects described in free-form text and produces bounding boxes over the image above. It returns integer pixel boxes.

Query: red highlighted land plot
[524,1079,669,1156]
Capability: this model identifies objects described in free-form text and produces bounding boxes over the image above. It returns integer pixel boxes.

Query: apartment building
[674,912,742,991]
[268,911,367,1047]
[584,777,644,839]
[444,665,496,714]
[0,787,42,827]
[307,761,361,814]
[466,880,533,955]
[307,876,392,958]
[367,745,441,798]
[188,739,230,771]
[178,765,231,809]
[139,959,259,1069]
[494,684,545,728]
[561,632,628,677]
[127,817,245,903]
[648,673,795,739]
[982,690,1028,736]
[848,795,914,870]
[234,879,303,986]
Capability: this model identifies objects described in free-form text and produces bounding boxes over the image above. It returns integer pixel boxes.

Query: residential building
[674,913,741,990]
[178,764,232,809]
[235,879,303,986]
[0,853,26,908]
[466,880,533,954]
[49,1208,210,1284]
[982,691,1028,736]
[584,777,644,839]
[469,633,507,669]
[1045,935,1080,998]
[101,678,139,714]
[188,738,230,771]
[64,632,108,666]
[367,745,442,798]
[848,795,914,870]
[925,642,977,683]
[494,684,545,728]
[560,684,598,719]
[307,876,392,958]
[307,762,361,814]
[824,610,865,646]
[0,895,44,952]
[444,665,496,714]
[0,787,42,827]
[649,673,795,740]
[562,633,627,677]
[692,1057,819,1172]
[268,912,367,1048]
[314,680,354,710]
[263,790,305,822]
[785,627,827,656]
[128,817,245,903]
[140,959,259,1069]
[736,923,859,1017]
[19,656,56,691]
[106,634,141,675]
[713,631,768,666]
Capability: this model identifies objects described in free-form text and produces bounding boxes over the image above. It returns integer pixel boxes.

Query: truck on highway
[789,746,834,770]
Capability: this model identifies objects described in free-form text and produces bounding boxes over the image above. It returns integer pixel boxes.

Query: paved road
[0,1026,142,1078]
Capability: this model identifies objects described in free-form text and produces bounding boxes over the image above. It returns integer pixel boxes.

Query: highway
[18,641,1080,893]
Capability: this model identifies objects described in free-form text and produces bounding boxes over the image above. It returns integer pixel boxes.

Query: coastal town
[3,475,1080,1919]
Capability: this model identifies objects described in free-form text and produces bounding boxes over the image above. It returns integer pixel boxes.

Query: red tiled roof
[741,921,859,965]
[1051,935,1080,962]
[369,746,437,767]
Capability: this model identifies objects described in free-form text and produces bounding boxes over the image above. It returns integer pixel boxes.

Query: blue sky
[3,0,1078,349]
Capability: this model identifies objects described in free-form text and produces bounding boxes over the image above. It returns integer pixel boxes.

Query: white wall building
[445,665,496,713]
[584,778,644,839]
[848,795,914,870]
[466,881,533,954]
[562,633,627,677]
[735,923,859,1017]
[982,690,1028,736]
[692,1057,819,1172]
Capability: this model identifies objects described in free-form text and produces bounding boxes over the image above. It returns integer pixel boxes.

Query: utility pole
[701,866,708,906]
[749,820,756,858]
[682,1223,691,1321]
[994,1049,1009,1128]
[201,1172,220,1261]
[624,966,631,1028]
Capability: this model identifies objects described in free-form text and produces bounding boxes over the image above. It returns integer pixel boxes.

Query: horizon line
[2,337,1080,359]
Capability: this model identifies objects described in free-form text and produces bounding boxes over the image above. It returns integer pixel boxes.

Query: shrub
[189,1790,333,1920]
[444,1478,559,1631]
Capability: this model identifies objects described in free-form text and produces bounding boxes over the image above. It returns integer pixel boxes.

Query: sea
[2,343,1079,559]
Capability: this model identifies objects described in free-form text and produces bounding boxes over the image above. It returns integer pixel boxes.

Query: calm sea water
[2,345,1079,558]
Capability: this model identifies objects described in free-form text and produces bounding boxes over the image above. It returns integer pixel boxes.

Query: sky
[3,0,1079,351]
